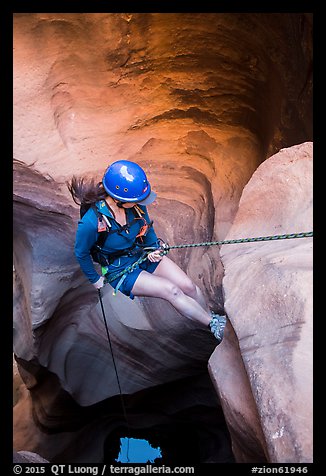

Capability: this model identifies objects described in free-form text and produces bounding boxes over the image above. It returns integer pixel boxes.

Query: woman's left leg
[153,256,209,312]
[132,258,227,341]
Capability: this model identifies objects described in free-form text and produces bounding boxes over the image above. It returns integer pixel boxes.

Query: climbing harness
[103,231,313,294]
[97,288,131,462]
[106,249,155,296]
[132,205,153,240]
[81,200,153,267]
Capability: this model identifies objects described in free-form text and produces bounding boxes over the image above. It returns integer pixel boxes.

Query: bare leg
[131,269,211,327]
[153,256,209,312]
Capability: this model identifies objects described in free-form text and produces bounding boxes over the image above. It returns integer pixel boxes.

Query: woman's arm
[74,217,102,284]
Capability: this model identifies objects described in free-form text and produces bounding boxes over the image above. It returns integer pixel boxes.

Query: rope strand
[98,288,131,462]
[105,231,313,284]
[168,231,313,250]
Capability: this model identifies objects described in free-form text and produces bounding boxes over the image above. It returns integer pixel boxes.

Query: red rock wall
[13,13,313,463]
[209,143,313,462]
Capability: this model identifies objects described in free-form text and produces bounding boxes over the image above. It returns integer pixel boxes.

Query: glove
[93,276,105,289]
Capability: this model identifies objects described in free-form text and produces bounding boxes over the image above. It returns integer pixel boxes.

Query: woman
[68,160,226,342]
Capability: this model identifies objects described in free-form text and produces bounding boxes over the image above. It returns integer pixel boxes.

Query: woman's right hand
[93,276,105,289]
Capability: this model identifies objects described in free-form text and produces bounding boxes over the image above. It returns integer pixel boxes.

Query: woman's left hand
[147,249,164,263]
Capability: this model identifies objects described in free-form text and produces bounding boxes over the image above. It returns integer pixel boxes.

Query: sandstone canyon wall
[13,13,313,463]
[209,142,313,462]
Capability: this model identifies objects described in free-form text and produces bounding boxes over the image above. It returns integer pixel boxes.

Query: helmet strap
[115,200,125,208]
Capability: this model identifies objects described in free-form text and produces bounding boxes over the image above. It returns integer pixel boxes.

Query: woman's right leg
[131,270,212,327]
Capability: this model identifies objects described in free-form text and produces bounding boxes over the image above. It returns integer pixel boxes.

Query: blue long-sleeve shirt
[74,200,159,283]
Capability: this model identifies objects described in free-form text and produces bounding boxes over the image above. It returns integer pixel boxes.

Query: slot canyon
[13,13,313,464]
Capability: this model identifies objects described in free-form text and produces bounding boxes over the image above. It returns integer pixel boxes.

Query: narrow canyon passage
[13,13,312,463]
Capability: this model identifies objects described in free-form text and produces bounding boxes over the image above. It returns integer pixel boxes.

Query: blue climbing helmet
[102,160,157,205]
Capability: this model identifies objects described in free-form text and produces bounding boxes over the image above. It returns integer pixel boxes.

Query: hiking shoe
[209,312,227,342]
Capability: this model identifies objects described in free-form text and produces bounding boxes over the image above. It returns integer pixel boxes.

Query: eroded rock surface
[13,13,312,463]
[13,451,49,463]
[209,142,313,463]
